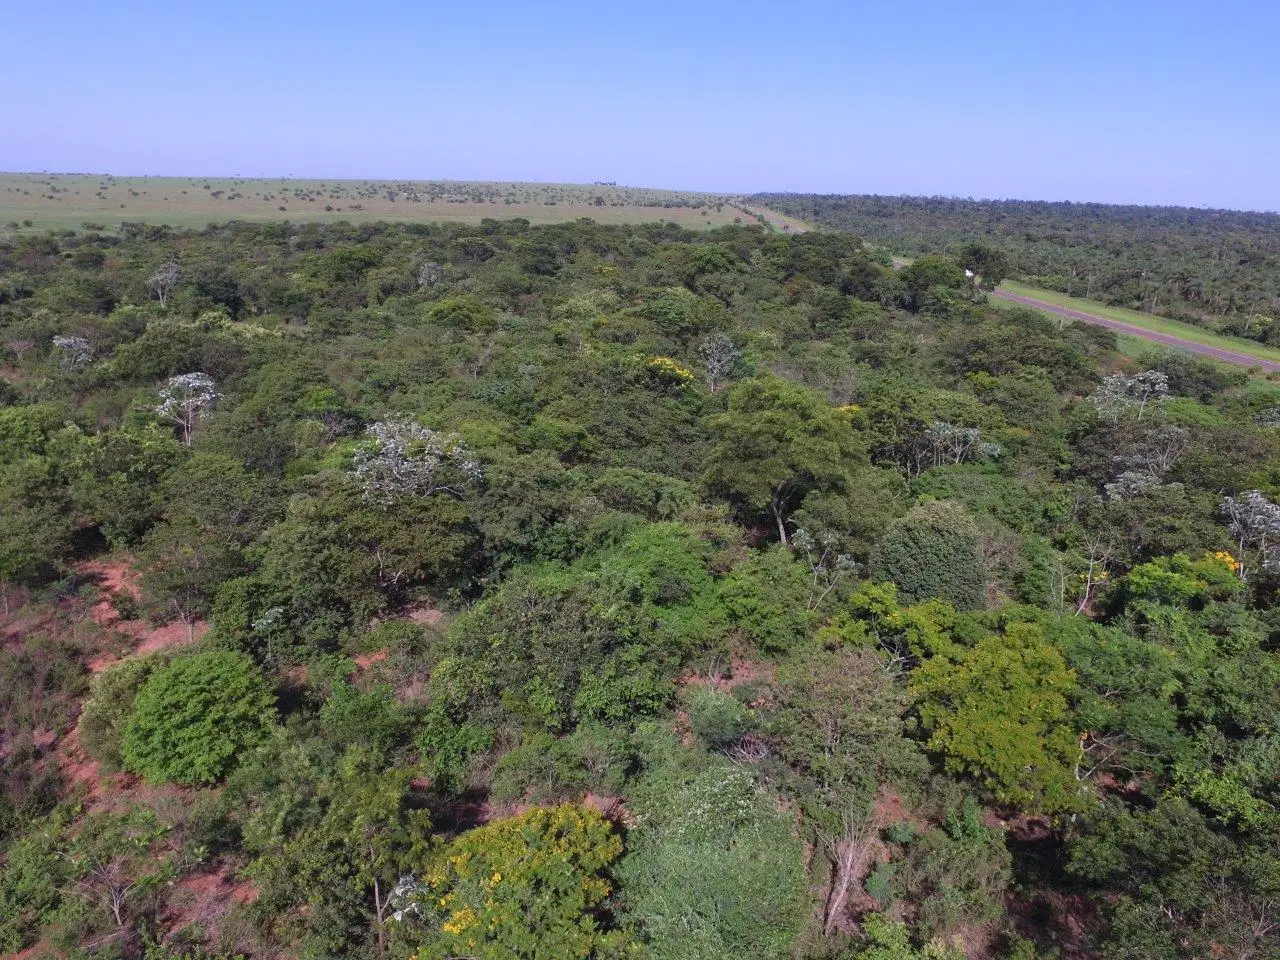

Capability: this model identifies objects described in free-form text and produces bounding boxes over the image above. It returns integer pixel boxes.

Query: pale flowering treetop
[1089,370,1170,422]
[52,335,93,372]
[1222,490,1280,581]
[352,417,482,504]
[156,373,219,445]
[148,261,182,306]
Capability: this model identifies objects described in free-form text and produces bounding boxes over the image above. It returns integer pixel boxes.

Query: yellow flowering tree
[644,356,696,392]
[398,804,628,960]
[911,623,1083,812]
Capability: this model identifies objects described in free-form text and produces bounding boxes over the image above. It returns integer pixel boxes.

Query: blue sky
[4,0,1278,209]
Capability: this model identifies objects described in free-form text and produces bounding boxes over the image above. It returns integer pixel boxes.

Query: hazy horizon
[5,0,1278,211]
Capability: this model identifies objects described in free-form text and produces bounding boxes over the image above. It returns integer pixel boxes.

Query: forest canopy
[752,192,1280,337]
[3,214,1280,960]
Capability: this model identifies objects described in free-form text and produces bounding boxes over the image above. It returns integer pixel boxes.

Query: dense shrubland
[2,216,1280,959]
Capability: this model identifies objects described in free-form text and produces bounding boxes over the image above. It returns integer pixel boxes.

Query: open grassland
[734,203,813,233]
[0,173,743,232]
[997,279,1280,367]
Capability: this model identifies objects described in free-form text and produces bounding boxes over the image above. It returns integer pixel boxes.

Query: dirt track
[994,290,1280,373]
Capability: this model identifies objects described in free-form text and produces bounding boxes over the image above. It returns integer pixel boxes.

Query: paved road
[994,290,1280,374]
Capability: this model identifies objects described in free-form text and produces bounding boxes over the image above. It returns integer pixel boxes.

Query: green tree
[78,654,168,771]
[704,377,863,543]
[956,243,1011,291]
[250,755,431,955]
[618,767,808,960]
[871,500,987,610]
[911,623,1081,810]
[395,804,626,960]
[121,650,277,785]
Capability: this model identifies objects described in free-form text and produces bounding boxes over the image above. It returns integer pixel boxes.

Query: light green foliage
[821,580,962,662]
[619,767,809,960]
[397,804,626,960]
[1119,552,1244,607]
[852,913,964,960]
[77,653,167,771]
[771,644,923,814]
[871,500,986,610]
[704,376,864,541]
[911,623,1081,810]
[122,649,277,785]
[717,544,814,653]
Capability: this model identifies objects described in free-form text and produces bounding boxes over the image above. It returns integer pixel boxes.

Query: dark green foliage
[871,500,986,610]
[755,193,1280,329]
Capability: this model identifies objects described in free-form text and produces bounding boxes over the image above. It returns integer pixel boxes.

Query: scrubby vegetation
[3,215,1280,959]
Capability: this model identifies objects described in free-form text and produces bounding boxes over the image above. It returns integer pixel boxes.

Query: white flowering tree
[52,335,93,373]
[1222,490,1280,581]
[1104,424,1190,499]
[147,261,182,307]
[155,373,219,446]
[901,421,1002,476]
[416,260,445,289]
[1089,370,1170,423]
[791,527,859,612]
[698,333,741,392]
[353,418,482,505]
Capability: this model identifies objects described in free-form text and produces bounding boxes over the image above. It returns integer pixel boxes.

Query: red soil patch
[679,657,776,703]
[872,788,929,835]
[74,559,205,672]
[53,725,104,802]
[165,865,260,943]
[11,942,52,960]
[1006,887,1100,960]
[0,602,48,651]
[405,602,443,627]
[353,649,389,670]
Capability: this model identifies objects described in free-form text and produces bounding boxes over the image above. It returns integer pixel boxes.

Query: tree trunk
[771,493,788,544]
[373,878,387,952]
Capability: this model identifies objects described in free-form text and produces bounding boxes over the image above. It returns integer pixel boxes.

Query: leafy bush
[618,766,808,960]
[685,686,755,750]
[871,500,986,610]
[911,624,1080,810]
[78,653,167,771]
[395,804,626,960]
[121,649,277,785]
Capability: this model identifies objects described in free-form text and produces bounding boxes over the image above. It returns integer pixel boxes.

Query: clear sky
[4,0,1278,210]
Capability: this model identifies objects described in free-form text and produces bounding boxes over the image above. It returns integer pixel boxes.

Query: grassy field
[734,203,813,234]
[0,173,744,232]
[997,279,1280,367]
